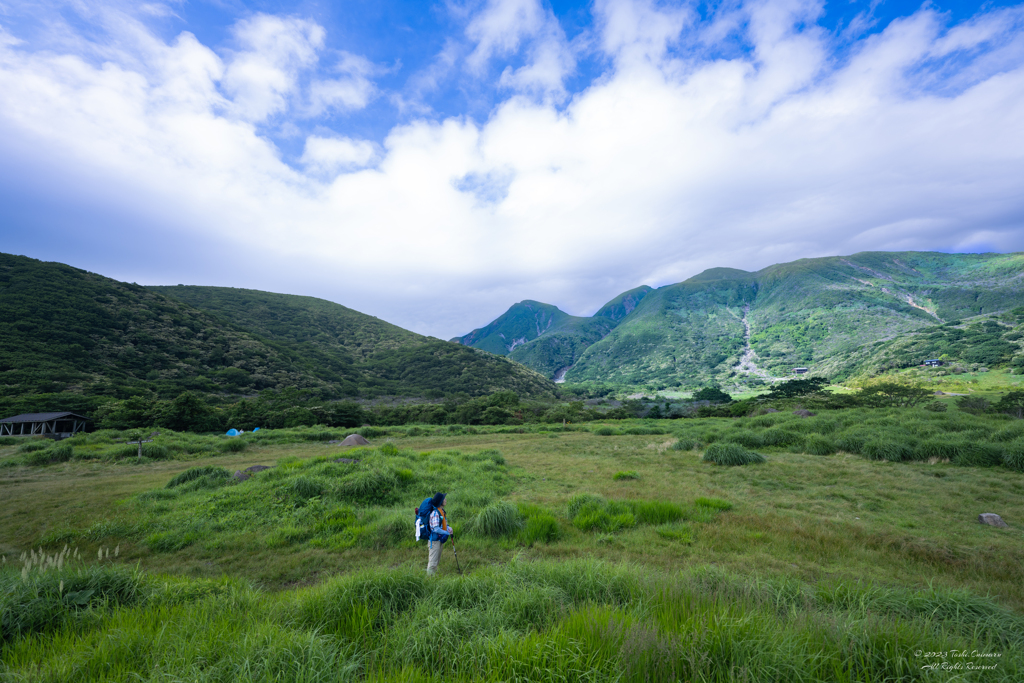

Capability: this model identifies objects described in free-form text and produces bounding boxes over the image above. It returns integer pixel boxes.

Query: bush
[671,438,701,451]
[357,426,388,439]
[956,396,990,414]
[338,468,399,505]
[166,466,230,488]
[594,426,619,436]
[701,443,766,466]
[803,435,836,455]
[218,439,248,453]
[567,493,605,520]
[0,436,19,446]
[303,431,338,442]
[473,502,523,538]
[291,476,326,500]
[923,401,948,412]
[613,470,640,481]
[834,431,868,454]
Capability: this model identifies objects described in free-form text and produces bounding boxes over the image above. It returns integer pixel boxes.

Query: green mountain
[456,252,1024,387]
[452,287,654,379]
[0,254,555,415]
[150,285,557,399]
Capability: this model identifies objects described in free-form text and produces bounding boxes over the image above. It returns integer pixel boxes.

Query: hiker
[424,492,453,575]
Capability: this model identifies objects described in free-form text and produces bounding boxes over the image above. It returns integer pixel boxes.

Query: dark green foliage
[337,468,399,505]
[994,391,1024,418]
[767,377,829,399]
[692,385,732,403]
[858,382,934,408]
[357,426,388,439]
[521,513,560,544]
[923,401,948,412]
[671,438,701,450]
[166,466,231,489]
[612,470,640,480]
[595,426,619,436]
[701,442,766,466]
[291,476,326,500]
[956,395,991,414]
[473,502,523,538]
[17,441,49,453]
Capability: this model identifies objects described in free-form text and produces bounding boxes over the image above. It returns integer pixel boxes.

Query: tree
[692,386,732,403]
[159,391,219,432]
[857,381,933,408]
[767,377,829,399]
[994,391,1024,419]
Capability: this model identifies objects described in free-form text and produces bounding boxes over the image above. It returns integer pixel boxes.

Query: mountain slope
[151,286,557,399]
[0,254,556,412]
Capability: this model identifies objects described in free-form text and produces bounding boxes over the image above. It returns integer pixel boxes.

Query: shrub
[993,422,1024,442]
[217,439,248,453]
[473,502,523,538]
[0,436,18,446]
[834,431,868,454]
[613,470,640,481]
[803,435,836,455]
[303,431,338,442]
[629,500,684,525]
[166,466,230,489]
[916,439,967,461]
[956,396,990,414]
[405,427,425,437]
[923,401,948,412]
[358,426,388,439]
[671,438,701,451]
[701,443,766,466]
[761,429,803,448]
[17,441,49,453]
[477,449,506,466]
[595,426,619,436]
[726,431,763,448]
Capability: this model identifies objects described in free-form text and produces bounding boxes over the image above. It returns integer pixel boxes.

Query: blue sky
[1,0,1023,338]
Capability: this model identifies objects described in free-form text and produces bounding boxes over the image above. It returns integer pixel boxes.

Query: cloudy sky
[2,0,1023,338]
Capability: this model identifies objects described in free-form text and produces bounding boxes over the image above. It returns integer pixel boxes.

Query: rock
[978,513,1008,528]
[340,434,370,447]
[979,367,989,373]
[232,470,250,482]
[793,409,815,417]
[327,440,341,444]
[245,465,271,473]
[334,457,360,464]
[934,391,944,395]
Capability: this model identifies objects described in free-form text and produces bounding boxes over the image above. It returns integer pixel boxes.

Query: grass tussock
[701,442,767,466]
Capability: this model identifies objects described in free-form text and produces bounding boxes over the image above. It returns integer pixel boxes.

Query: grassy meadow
[2,409,1023,681]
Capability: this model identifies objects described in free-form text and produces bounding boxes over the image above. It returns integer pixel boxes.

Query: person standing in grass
[425,492,453,575]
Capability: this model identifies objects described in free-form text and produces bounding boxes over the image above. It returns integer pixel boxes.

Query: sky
[1,0,1023,339]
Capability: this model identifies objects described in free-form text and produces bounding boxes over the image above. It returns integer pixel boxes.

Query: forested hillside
[0,255,555,416]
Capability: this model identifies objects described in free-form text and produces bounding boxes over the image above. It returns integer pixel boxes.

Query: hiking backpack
[414,497,434,541]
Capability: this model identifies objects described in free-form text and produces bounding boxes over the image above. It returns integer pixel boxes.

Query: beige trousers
[427,540,442,575]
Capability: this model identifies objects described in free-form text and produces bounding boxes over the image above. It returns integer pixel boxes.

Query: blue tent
[226,428,240,436]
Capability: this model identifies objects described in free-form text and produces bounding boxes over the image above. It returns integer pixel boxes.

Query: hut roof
[0,412,90,423]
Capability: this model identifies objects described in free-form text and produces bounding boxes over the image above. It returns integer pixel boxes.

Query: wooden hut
[0,412,90,438]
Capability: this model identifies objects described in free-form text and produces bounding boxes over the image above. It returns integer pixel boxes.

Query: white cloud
[301,135,377,172]
[221,14,324,122]
[0,1,1023,338]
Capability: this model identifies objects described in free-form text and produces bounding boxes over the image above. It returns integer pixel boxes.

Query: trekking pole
[451,535,463,575]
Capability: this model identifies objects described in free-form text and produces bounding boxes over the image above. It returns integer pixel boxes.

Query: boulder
[793,409,815,418]
[340,434,370,447]
[232,470,250,482]
[978,513,1008,528]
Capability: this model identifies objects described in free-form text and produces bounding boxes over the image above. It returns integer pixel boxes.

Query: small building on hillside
[924,359,944,367]
[792,367,809,374]
[0,412,90,438]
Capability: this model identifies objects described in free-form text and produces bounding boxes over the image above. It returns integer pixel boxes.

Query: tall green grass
[4,559,1021,682]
